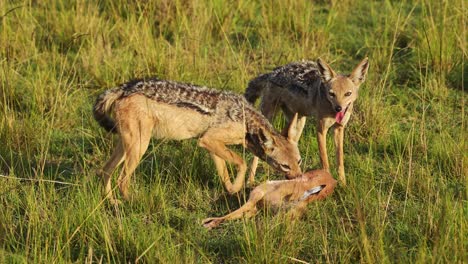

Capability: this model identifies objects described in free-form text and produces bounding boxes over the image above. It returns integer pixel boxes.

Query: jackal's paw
[338,177,347,186]
[338,169,346,186]
[202,218,222,229]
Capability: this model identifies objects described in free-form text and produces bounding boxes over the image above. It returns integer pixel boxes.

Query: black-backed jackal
[93,79,306,204]
[245,58,369,184]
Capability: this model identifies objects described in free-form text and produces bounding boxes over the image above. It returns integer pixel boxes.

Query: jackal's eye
[329,91,335,97]
[345,91,352,96]
[280,164,291,172]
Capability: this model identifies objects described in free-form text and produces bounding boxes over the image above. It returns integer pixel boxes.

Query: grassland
[0,0,466,263]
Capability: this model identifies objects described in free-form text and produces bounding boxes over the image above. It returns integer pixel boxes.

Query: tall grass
[0,0,466,262]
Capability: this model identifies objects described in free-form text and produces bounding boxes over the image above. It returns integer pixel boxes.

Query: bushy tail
[93,87,124,133]
[244,74,269,104]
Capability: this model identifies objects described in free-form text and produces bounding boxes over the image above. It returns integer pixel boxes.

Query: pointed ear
[287,113,306,143]
[259,128,275,151]
[301,186,324,200]
[349,57,369,85]
[317,58,337,82]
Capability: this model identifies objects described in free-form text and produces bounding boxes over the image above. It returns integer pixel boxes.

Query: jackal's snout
[334,105,342,112]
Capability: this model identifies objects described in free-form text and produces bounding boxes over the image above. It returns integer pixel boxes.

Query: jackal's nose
[335,106,342,112]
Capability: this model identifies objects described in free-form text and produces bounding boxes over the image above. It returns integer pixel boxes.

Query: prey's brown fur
[245,58,369,184]
[93,78,305,204]
[202,169,337,229]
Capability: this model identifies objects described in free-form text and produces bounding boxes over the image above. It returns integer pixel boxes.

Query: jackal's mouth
[335,105,349,124]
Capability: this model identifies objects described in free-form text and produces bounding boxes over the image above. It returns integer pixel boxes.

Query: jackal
[202,169,337,229]
[245,58,369,184]
[93,78,306,203]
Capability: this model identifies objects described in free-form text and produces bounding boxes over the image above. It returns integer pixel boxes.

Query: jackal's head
[255,114,306,179]
[317,57,369,124]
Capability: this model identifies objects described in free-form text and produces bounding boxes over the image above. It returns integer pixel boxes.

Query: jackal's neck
[243,107,276,133]
[243,107,282,158]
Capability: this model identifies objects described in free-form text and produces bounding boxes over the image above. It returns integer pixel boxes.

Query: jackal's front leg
[334,125,346,185]
[316,120,332,172]
[247,156,259,185]
[209,153,246,193]
[199,128,247,194]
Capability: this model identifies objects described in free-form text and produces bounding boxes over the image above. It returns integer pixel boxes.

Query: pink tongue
[335,111,345,124]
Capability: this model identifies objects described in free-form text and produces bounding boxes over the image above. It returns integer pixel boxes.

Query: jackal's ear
[259,128,275,151]
[287,113,306,144]
[317,58,337,82]
[350,57,369,85]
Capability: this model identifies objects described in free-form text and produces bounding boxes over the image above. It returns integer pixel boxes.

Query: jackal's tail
[93,87,124,133]
[244,74,269,104]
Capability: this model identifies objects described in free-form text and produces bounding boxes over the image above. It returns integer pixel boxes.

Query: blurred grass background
[0,0,466,262]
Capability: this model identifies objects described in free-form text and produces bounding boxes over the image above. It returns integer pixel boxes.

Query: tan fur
[94,79,306,204]
[202,169,337,229]
[246,58,369,185]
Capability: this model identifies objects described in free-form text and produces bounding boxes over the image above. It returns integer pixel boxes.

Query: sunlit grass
[0,0,465,262]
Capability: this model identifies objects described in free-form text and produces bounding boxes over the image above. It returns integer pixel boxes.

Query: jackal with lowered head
[245,58,369,184]
[93,78,306,204]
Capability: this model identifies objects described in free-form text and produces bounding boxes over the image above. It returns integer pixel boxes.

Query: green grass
[0,0,466,263]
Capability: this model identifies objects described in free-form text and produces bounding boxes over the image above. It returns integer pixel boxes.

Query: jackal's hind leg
[101,141,125,205]
[117,116,153,200]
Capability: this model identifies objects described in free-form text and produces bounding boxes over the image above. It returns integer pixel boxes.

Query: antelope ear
[300,186,324,200]
[287,113,306,143]
[317,58,337,82]
[349,57,369,85]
